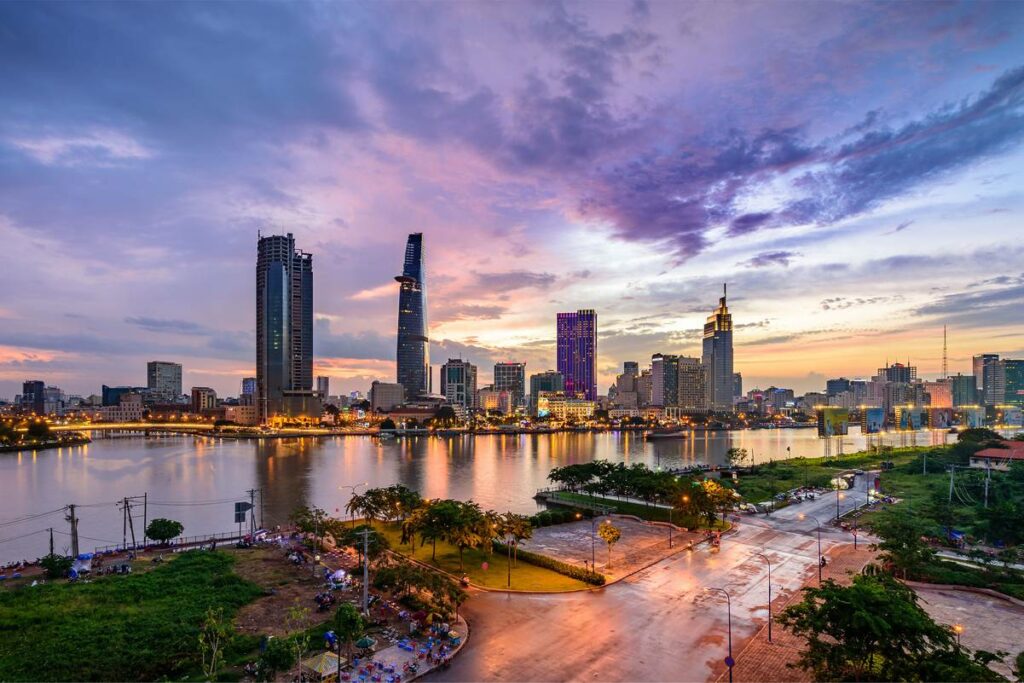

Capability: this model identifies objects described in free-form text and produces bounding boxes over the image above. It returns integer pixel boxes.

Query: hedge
[493,540,605,585]
[530,508,584,527]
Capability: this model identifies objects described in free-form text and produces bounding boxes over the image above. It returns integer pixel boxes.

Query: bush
[39,553,73,579]
[493,541,605,585]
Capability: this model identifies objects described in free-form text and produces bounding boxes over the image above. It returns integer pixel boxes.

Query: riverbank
[0,434,91,453]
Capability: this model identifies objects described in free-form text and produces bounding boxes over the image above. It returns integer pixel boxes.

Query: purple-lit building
[556,310,597,400]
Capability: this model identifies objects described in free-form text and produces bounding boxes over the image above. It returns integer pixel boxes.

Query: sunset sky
[1,1,1023,399]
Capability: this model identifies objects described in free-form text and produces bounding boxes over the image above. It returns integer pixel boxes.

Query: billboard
[928,408,953,429]
[817,407,849,437]
[895,406,924,430]
[861,407,885,434]
[999,407,1023,427]
[962,407,986,428]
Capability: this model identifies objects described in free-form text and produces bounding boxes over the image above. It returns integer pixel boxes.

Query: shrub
[492,541,605,585]
[39,553,73,579]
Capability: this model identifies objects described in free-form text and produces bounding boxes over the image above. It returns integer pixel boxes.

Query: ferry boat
[644,428,688,441]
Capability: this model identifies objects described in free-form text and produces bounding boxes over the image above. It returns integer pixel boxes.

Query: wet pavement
[428,517,845,682]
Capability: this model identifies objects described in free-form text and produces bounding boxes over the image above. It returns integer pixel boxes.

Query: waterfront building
[529,370,564,415]
[20,380,44,414]
[949,373,978,407]
[477,387,512,414]
[536,393,596,421]
[146,361,182,402]
[651,354,680,407]
[635,369,653,407]
[702,285,734,411]
[224,405,258,426]
[677,357,709,412]
[556,310,597,400]
[100,392,144,422]
[369,381,405,412]
[191,387,217,413]
[256,233,315,422]
[316,375,330,398]
[1002,359,1024,406]
[733,372,743,400]
[395,233,430,399]
[493,362,526,410]
[441,359,477,409]
[973,354,1002,405]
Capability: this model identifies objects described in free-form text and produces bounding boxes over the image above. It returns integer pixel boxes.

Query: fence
[92,530,248,555]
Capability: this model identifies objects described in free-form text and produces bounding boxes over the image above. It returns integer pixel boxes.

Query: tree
[145,518,184,544]
[870,511,936,579]
[39,553,72,579]
[597,520,621,568]
[726,447,749,468]
[332,603,365,681]
[26,420,50,440]
[778,573,1002,682]
[340,524,390,565]
[285,603,312,682]
[503,512,533,567]
[433,405,459,427]
[198,607,231,680]
[256,637,295,681]
[380,417,397,431]
[447,502,484,572]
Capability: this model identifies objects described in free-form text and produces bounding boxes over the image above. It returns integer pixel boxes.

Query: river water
[0,427,959,563]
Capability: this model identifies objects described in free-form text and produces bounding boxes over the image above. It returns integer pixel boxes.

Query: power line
[0,529,49,545]
[0,508,66,528]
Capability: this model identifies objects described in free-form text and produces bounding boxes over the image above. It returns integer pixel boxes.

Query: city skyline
[2,2,1024,399]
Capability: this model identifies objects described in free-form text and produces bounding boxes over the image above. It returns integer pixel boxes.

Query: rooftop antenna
[942,325,948,380]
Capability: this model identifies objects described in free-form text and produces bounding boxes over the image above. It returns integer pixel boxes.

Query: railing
[92,530,250,555]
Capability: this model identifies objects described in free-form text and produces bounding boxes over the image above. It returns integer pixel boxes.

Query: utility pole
[948,466,955,504]
[65,504,79,558]
[984,466,991,509]
[48,527,54,556]
[259,487,264,530]
[354,528,374,615]
[247,488,258,535]
[143,492,148,546]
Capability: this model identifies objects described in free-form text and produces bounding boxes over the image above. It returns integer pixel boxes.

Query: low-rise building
[369,381,405,412]
[969,442,1024,471]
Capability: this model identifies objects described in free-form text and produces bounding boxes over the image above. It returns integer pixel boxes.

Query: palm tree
[479,510,502,555]
[332,603,365,681]
[447,502,484,572]
[503,512,533,567]
[344,493,367,528]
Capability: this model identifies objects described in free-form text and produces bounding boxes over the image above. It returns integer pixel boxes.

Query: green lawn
[368,521,589,592]
[0,551,263,681]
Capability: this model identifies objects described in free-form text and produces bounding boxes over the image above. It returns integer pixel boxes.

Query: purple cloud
[741,251,800,268]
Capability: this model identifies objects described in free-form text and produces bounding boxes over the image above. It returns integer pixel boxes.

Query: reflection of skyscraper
[702,285,734,411]
[256,233,314,422]
[395,233,429,400]
[556,310,597,400]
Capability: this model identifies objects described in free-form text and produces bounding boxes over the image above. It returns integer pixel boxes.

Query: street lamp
[705,587,734,683]
[953,623,964,646]
[338,482,369,528]
[835,488,845,523]
[753,552,773,643]
[799,513,824,583]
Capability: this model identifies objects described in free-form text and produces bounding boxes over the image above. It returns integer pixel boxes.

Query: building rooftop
[973,441,1024,461]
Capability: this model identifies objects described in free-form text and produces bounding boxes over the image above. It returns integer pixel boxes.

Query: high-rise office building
[877,362,917,384]
[494,362,526,410]
[623,361,639,377]
[21,380,45,414]
[733,372,743,400]
[972,354,1002,405]
[826,377,851,397]
[949,373,977,407]
[256,233,315,422]
[1002,359,1024,407]
[316,375,330,398]
[241,377,257,396]
[440,359,477,409]
[556,310,597,400]
[651,353,679,407]
[191,386,217,413]
[147,361,182,401]
[702,285,734,411]
[678,357,709,411]
[529,371,564,414]
[395,233,429,400]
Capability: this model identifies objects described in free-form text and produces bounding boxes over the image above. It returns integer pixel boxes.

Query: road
[428,484,866,683]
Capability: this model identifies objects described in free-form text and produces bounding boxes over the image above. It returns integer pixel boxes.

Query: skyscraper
[256,233,314,422]
[395,233,429,400]
[147,361,182,401]
[529,371,564,414]
[973,354,1003,405]
[702,285,734,411]
[494,362,526,410]
[1002,359,1024,407]
[316,375,330,398]
[556,310,597,400]
[651,353,679,407]
[623,361,639,377]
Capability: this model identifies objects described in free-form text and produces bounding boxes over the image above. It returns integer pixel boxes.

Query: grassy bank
[0,551,262,681]
[369,521,589,591]
[914,558,1024,600]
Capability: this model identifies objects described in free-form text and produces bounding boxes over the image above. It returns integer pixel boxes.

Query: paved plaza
[522,515,703,579]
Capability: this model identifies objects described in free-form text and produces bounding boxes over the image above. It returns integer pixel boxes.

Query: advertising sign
[817,407,849,437]
[1000,407,1023,427]
[962,407,986,428]
[861,407,885,434]
[928,408,953,429]
[896,406,924,430]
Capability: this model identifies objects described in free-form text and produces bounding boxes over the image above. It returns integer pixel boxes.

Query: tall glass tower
[702,285,734,412]
[395,233,429,399]
[256,233,313,422]
[556,310,597,400]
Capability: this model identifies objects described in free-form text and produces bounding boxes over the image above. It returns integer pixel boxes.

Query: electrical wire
[0,529,49,544]
[0,508,66,528]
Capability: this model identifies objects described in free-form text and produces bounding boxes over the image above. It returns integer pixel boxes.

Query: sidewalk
[711,542,879,682]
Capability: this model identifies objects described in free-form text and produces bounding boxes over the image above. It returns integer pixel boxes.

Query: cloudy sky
[2,0,1023,400]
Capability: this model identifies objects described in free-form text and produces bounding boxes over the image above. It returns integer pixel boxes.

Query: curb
[903,580,1024,608]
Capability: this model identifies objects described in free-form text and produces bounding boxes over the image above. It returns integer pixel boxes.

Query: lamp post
[800,513,823,583]
[591,515,598,569]
[753,552,773,643]
[953,623,964,646]
[705,587,734,683]
[835,488,844,523]
[668,505,673,549]
[339,482,369,528]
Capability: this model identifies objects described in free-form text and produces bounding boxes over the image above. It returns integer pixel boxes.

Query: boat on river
[644,428,688,440]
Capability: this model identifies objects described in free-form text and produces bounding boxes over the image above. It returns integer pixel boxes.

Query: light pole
[753,552,773,643]
[800,513,823,583]
[705,587,734,683]
[835,487,845,523]
[953,623,964,646]
[591,515,598,569]
[339,482,369,528]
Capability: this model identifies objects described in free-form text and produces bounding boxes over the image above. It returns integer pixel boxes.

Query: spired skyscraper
[556,310,597,400]
[395,233,430,400]
[702,285,734,412]
[256,233,315,423]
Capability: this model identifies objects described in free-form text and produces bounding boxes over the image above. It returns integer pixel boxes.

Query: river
[0,427,961,564]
